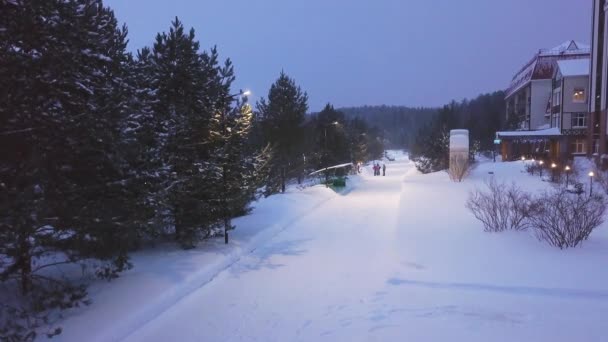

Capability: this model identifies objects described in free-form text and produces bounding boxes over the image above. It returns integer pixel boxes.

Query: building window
[571,139,586,154]
[571,113,587,128]
[552,114,560,128]
[553,89,561,106]
[573,88,586,103]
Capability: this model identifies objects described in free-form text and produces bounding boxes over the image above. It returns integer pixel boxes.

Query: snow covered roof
[539,41,590,56]
[506,41,590,98]
[556,58,590,77]
[496,127,561,138]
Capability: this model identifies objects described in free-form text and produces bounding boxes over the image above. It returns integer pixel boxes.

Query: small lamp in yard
[551,163,557,182]
[589,171,595,196]
[539,160,544,178]
[565,166,571,187]
[521,156,526,162]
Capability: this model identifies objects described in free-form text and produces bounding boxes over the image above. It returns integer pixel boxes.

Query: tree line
[0,1,385,339]
[409,91,506,173]
[339,105,436,149]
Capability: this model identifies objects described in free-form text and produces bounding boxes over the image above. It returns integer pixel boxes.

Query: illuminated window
[573,88,586,103]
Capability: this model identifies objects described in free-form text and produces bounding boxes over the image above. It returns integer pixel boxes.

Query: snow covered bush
[530,189,606,249]
[0,281,89,342]
[525,163,541,175]
[466,180,535,232]
[592,169,608,195]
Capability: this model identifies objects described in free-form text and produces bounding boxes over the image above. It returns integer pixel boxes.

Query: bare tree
[530,189,606,249]
[466,179,534,232]
[448,153,469,182]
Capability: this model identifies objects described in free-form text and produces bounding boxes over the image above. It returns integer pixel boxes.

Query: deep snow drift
[49,153,608,342]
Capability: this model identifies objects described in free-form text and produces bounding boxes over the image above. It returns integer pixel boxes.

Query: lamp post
[539,160,544,178]
[551,163,557,182]
[564,165,571,187]
[589,171,595,197]
[323,121,340,185]
[229,89,251,99]
[521,156,526,162]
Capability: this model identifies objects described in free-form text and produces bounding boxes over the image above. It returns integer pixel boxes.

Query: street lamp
[229,89,251,99]
[564,165,571,187]
[539,160,544,178]
[323,121,340,185]
[589,171,595,196]
[521,156,526,161]
[551,163,557,182]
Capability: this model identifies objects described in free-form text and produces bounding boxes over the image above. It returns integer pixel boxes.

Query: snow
[496,127,561,137]
[449,130,469,150]
[557,58,590,77]
[47,152,608,342]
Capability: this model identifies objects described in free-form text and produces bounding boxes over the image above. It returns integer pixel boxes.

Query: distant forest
[337,90,506,151]
[338,106,437,148]
[409,91,507,173]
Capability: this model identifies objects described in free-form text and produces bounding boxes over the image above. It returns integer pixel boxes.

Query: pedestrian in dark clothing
[382,164,386,176]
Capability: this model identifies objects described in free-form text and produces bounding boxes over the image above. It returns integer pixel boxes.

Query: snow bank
[49,185,340,342]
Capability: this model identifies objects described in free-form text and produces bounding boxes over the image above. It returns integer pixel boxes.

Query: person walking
[382,163,386,176]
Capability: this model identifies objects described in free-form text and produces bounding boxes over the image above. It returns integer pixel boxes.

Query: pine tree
[347,117,370,164]
[0,0,136,339]
[208,100,272,243]
[256,71,308,193]
[146,17,216,247]
[315,104,349,169]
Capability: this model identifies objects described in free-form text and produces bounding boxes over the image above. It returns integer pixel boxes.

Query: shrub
[466,179,535,232]
[448,153,469,182]
[525,162,541,175]
[530,189,606,249]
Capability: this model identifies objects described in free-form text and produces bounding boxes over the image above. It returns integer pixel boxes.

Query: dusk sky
[106,0,592,112]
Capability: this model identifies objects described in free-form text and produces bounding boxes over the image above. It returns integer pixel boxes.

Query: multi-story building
[498,41,590,161]
[505,41,590,130]
[549,59,591,159]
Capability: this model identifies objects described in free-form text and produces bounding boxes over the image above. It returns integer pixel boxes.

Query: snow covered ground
[49,152,608,341]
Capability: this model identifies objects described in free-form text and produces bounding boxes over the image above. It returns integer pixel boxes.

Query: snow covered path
[119,156,608,342]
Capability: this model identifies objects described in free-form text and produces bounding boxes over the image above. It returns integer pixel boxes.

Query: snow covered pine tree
[1,1,138,339]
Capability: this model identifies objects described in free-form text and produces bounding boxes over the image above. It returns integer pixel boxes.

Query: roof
[505,40,590,98]
[556,58,590,77]
[496,127,561,138]
[539,41,590,56]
